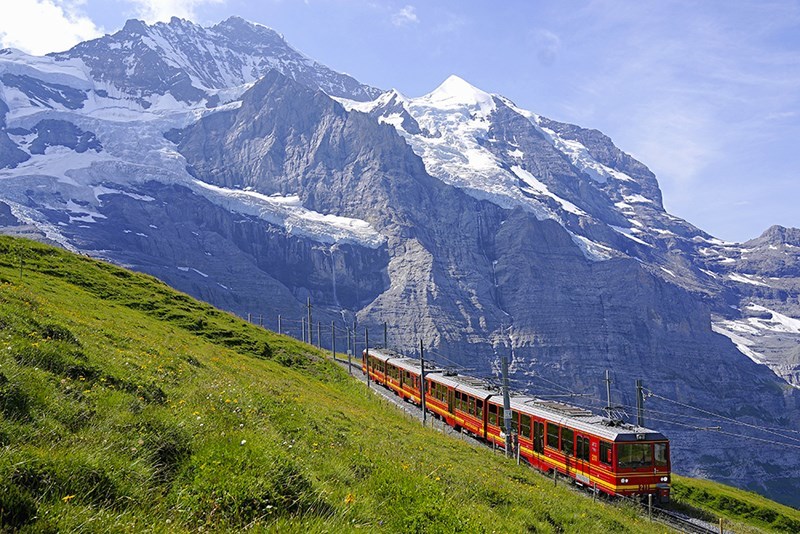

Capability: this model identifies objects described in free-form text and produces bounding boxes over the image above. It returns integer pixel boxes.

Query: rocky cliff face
[1,17,799,506]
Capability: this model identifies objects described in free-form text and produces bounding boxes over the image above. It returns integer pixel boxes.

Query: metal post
[247,312,251,323]
[301,318,306,343]
[605,369,612,417]
[502,354,512,458]
[278,314,282,334]
[307,297,312,346]
[420,339,426,426]
[516,434,520,465]
[331,321,336,359]
[648,494,652,521]
[346,327,352,375]
[636,379,645,427]
[719,518,723,534]
[259,314,263,327]
[593,481,597,502]
[353,320,357,368]
[365,328,370,388]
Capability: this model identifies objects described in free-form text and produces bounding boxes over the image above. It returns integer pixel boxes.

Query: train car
[427,372,494,435]
[361,348,670,503]
[488,397,670,502]
[362,347,396,385]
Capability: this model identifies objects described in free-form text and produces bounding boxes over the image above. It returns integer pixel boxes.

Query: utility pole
[331,321,336,360]
[247,312,251,323]
[353,319,358,367]
[502,353,512,458]
[636,379,645,427]
[307,297,312,346]
[278,314,282,334]
[420,339,426,426]
[605,369,612,417]
[346,326,352,375]
[365,327,370,388]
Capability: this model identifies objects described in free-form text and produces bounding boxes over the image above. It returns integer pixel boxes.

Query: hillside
[2,236,799,532]
[0,235,662,531]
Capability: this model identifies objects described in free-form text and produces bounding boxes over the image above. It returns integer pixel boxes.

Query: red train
[363,348,670,503]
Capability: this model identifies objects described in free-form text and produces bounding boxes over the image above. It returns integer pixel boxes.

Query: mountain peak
[753,224,800,246]
[212,16,283,40]
[422,74,494,112]
[121,19,149,35]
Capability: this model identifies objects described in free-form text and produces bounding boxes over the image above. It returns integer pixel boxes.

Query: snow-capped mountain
[1,17,799,506]
[340,74,800,389]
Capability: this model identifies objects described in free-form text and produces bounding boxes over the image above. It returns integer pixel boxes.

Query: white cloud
[125,0,225,24]
[533,29,560,66]
[0,0,103,55]
[392,5,419,27]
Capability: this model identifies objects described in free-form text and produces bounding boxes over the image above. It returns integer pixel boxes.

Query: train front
[613,432,671,503]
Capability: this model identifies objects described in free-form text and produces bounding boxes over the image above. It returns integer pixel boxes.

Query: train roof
[507,396,667,442]
[430,372,498,399]
[365,348,404,362]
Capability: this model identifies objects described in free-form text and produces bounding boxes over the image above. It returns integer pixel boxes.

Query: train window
[583,437,591,460]
[520,414,531,439]
[561,427,574,456]
[576,436,590,461]
[511,411,518,433]
[468,396,475,416]
[533,421,545,454]
[618,443,653,469]
[599,441,612,465]
[488,404,497,426]
[547,423,560,449]
[655,443,669,467]
[476,399,483,419]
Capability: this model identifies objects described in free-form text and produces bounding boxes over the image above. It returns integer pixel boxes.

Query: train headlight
[661,476,669,482]
[620,478,628,484]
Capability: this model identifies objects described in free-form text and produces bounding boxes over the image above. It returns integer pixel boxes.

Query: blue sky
[2,0,799,242]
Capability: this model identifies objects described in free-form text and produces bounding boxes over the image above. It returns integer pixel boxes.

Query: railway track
[651,506,721,534]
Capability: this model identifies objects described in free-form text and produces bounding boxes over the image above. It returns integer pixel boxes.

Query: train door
[533,421,545,455]
[447,388,454,414]
[574,434,591,485]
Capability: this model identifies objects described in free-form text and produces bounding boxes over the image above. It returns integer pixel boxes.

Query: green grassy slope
[671,475,800,532]
[0,236,795,532]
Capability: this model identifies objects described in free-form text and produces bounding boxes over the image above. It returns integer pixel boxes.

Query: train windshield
[654,442,669,467]
[617,443,653,469]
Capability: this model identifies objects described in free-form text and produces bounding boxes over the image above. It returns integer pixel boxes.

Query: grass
[0,235,793,532]
[671,475,800,532]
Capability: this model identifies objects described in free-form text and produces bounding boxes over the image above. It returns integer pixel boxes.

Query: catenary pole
[365,327,370,388]
[346,326,352,375]
[420,339,426,426]
[502,353,512,458]
[636,379,645,427]
[307,297,312,346]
